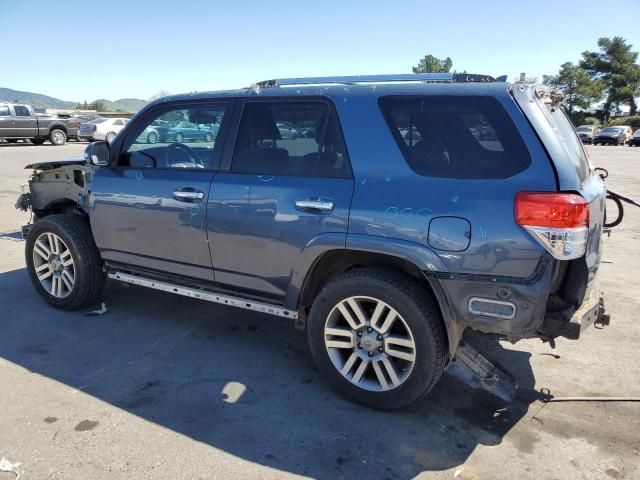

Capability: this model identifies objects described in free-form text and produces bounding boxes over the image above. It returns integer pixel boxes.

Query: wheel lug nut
[357,331,362,337]
[357,343,362,348]
[367,327,372,333]
[368,352,373,357]
[378,347,383,352]
[377,335,382,340]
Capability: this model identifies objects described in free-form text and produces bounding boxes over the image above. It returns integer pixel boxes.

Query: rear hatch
[511,82,605,308]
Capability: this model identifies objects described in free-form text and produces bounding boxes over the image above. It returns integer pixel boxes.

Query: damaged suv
[16,73,609,409]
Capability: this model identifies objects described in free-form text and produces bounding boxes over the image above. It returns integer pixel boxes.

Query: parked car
[628,129,640,147]
[79,117,129,142]
[16,73,609,410]
[575,125,599,144]
[60,114,103,142]
[167,121,214,143]
[0,103,70,145]
[593,126,627,145]
[617,125,633,143]
[277,122,300,139]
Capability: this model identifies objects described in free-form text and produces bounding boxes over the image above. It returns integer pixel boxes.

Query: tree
[88,101,106,112]
[82,101,89,109]
[580,37,640,115]
[543,62,604,115]
[149,90,171,101]
[412,54,453,74]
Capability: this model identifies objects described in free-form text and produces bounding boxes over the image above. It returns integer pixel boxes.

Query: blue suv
[18,73,608,409]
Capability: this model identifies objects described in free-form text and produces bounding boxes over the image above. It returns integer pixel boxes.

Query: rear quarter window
[379,96,531,179]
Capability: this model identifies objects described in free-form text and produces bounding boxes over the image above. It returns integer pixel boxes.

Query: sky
[1,0,639,102]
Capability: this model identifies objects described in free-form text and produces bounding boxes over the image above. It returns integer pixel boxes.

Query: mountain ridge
[0,87,148,112]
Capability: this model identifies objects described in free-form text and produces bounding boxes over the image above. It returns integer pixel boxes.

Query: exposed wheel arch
[297,249,462,358]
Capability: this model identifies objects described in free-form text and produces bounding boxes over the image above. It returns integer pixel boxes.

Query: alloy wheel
[32,232,75,298]
[324,296,416,392]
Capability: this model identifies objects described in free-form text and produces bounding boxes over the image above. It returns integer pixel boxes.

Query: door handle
[173,189,204,202]
[295,199,334,212]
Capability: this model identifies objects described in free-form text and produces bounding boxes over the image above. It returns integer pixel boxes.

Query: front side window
[119,103,227,169]
[232,100,350,177]
[0,106,10,116]
[379,96,531,179]
[13,105,30,116]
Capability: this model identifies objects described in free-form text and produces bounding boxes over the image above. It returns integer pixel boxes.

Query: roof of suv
[150,73,510,105]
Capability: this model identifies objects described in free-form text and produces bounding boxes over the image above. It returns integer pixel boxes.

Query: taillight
[515,192,589,260]
[92,125,97,133]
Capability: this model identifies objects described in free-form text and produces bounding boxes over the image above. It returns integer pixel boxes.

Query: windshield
[601,127,619,133]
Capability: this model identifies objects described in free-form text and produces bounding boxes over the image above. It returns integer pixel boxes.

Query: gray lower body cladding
[426,257,563,339]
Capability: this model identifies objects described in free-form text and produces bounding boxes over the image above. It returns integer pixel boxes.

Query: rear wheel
[307,268,446,409]
[50,129,66,145]
[147,131,158,144]
[175,132,184,143]
[26,214,105,310]
[204,132,213,142]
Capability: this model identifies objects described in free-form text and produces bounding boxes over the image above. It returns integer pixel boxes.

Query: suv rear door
[207,98,353,301]
[512,84,605,305]
[89,101,232,281]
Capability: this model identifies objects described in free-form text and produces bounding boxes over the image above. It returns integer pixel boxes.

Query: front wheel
[26,214,105,310]
[307,268,447,409]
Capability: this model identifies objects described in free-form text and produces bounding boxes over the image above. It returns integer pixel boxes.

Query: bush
[582,116,601,126]
[608,115,640,130]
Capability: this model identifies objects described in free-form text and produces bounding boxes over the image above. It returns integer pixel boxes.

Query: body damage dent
[26,163,94,213]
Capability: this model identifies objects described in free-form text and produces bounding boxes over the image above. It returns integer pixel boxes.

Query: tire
[306,268,447,410]
[31,138,45,145]
[204,132,213,142]
[105,132,116,142]
[25,214,105,310]
[49,129,67,145]
[175,132,184,143]
[147,131,158,144]
[7,139,18,143]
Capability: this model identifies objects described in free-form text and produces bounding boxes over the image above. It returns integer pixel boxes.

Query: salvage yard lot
[0,143,638,480]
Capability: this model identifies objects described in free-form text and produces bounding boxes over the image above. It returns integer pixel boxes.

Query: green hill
[0,87,148,112]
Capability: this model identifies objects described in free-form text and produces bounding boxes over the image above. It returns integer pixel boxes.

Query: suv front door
[207,99,354,301]
[89,101,232,281]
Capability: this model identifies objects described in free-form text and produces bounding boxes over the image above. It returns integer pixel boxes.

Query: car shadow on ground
[0,267,542,478]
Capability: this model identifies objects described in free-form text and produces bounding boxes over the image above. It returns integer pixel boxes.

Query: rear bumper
[539,279,606,339]
[427,257,607,341]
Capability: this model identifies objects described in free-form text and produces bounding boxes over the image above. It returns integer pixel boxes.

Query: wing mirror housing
[84,141,110,166]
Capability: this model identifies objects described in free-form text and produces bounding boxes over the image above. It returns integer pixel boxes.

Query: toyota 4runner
[16,73,609,409]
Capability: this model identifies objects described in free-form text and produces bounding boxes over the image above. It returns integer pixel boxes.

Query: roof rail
[254,72,497,88]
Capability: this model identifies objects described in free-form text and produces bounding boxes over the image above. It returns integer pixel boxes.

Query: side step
[108,271,298,320]
[446,341,517,402]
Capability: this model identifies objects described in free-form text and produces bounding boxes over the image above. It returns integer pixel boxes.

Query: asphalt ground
[0,142,638,479]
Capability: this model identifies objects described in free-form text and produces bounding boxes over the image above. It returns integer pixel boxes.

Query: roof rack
[254,73,498,88]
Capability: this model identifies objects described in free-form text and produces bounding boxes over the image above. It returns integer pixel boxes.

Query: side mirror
[84,141,110,166]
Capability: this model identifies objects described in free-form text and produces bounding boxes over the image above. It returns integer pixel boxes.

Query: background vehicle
[576,124,599,144]
[593,126,626,145]
[16,73,608,410]
[167,121,214,143]
[628,129,640,146]
[61,114,103,141]
[276,122,300,139]
[617,125,633,143]
[0,103,69,145]
[79,117,128,142]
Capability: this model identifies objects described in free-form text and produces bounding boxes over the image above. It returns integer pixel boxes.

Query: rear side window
[232,101,351,178]
[379,96,531,179]
[542,105,590,182]
[13,105,30,116]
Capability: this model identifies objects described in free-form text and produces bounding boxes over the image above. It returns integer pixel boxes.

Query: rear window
[543,105,590,182]
[379,96,530,179]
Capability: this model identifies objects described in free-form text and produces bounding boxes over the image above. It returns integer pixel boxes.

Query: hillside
[0,87,148,112]
[0,87,75,109]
